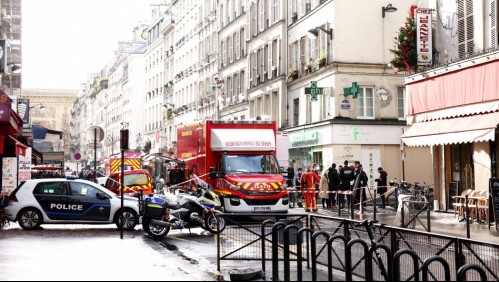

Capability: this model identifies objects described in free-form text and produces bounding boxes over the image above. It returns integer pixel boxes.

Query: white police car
[4,178,139,230]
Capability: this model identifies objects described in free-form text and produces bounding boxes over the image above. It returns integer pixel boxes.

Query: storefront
[287,120,405,186]
[402,57,499,211]
[0,93,24,195]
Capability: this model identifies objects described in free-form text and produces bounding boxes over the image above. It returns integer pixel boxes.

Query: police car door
[33,181,73,221]
[69,182,111,222]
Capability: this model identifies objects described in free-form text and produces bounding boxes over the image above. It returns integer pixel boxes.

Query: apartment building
[245,0,287,126]
[217,0,248,121]
[285,0,412,186]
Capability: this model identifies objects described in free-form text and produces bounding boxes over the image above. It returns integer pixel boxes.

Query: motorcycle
[138,183,226,239]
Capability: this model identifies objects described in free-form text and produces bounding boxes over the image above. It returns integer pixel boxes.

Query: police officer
[339,160,353,209]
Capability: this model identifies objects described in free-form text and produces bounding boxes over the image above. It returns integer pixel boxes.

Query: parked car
[4,179,139,231]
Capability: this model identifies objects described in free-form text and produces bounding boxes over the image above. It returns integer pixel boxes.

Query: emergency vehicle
[176,120,289,213]
[105,169,153,197]
[104,157,141,176]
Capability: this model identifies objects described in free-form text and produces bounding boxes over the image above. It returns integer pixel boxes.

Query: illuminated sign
[291,131,319,147]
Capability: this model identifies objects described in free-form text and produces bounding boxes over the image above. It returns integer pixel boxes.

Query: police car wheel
[114,209,138,231]
[18,208,43,230]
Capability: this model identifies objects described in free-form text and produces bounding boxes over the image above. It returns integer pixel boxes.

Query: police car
[4,178,140,231]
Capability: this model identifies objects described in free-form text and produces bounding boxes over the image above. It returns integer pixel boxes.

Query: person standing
[375,167,388,208]
[327,163,340,208]
[300,165,321,212]
[353,161,368,208]
[319,169,329,208]
[339,160,353,208]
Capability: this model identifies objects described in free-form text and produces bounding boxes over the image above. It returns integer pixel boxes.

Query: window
[236,31,241,59]
[293,98,299,126]
[457,0,474,57]
[272,0,279,23]
[356,87,375,118]
[229,35,234,63]
[33,182,68,195]
[397,87,406,119]
[70,182,102,197]
[259,0,265,31]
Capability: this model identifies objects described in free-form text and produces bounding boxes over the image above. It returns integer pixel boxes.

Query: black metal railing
[217,213,499,281]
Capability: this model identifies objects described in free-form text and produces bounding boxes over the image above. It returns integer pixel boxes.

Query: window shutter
[458,0,474,58]
[491,0,497,48]
[268,41,273,78]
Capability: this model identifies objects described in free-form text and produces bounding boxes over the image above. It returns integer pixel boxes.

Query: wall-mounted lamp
[307,26,333,40]
[29,103,45,111]
[163,103,175,109]
[382,4,398,18]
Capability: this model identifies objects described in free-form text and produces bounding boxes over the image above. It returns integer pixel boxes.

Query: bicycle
[357,219,389,281]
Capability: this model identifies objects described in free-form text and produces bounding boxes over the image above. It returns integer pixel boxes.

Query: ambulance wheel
[142,218,170,239]
[114,208,138,231]
[17,208,43,230]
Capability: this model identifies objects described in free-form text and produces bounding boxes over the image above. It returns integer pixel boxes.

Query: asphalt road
[0,223,219,281]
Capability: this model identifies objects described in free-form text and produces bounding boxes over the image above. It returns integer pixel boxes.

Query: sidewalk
[291,205,499,243]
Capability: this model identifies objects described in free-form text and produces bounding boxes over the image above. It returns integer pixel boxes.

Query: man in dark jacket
[327,163,340,208]
[353,161,368,208]
[375,167,388,208]
[339,160,353,208]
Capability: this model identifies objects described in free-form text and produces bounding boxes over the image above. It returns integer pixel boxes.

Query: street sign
[74,153,81,160]
[305,81,324,101]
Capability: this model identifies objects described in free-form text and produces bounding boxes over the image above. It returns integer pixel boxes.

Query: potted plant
[305,62,313,74]
[288,67,299,80]
[317,52,326,67]
[291,12,297,23]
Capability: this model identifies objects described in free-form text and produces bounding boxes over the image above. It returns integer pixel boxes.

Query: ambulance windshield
[223,155,280,174]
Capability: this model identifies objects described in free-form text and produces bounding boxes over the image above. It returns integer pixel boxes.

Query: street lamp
[29,103,45,111]
[307,26,333,40]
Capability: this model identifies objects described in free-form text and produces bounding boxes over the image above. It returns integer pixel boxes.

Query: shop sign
[18,148,32,182]
[0,89,12,122]
[2,157,17,195]
[291,131,319,147]
[417,8,433,66]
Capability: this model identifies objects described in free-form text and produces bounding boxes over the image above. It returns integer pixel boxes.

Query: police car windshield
[124,174,148,186]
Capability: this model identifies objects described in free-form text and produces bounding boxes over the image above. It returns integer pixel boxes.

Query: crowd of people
[289,161,388,212]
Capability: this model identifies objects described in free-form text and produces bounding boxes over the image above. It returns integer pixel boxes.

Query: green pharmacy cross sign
[344,82,360,98]
[305,81,324,101]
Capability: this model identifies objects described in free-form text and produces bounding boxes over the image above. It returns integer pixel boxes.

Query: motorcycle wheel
[142,218,170,239]
[204,212,226,234]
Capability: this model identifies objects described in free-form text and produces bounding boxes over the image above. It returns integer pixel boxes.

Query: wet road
[0,223,218,281]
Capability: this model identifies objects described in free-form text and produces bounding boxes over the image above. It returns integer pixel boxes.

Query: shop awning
[8,135,28,156]
[0,135,4,154]
[401,112,499,147]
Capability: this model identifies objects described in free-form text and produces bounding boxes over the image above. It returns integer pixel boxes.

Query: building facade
[402,0,499,211]
[285,0,412,185]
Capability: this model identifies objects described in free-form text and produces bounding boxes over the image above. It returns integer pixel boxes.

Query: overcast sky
[22,0,153,90]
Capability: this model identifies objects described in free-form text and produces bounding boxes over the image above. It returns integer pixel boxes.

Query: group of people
[292,161,388,212]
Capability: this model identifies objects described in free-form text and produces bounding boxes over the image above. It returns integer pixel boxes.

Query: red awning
[8,135,28,156]
[0,109,23,136]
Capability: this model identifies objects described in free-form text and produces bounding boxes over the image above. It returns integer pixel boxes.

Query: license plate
[253,206,272,212]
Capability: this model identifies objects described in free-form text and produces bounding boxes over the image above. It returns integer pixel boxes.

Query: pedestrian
[353,161,368,208]
[294,168,303,188]
[319,169,329,208]
[300,165,320,212]
[327,163,340,208]
[375,167,388,208]
[339,160,353,208]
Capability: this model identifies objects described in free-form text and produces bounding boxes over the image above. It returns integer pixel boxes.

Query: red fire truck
[176,120,289,213]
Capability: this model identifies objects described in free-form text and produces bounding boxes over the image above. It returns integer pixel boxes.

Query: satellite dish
[87,126,105,142]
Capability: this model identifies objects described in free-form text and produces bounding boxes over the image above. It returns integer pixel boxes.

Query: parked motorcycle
[138,184,226,239]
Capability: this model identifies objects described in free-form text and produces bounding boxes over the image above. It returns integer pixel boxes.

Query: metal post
[465,195,470,239]
[401,201,405,227]
[120,148,125,240]
[427,202,431,232]
[374,187,377,221]
[93,127,97,183]
[350,192,354,220]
